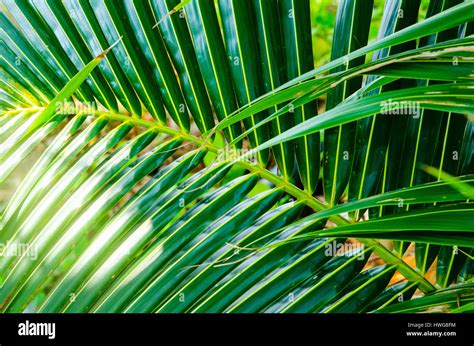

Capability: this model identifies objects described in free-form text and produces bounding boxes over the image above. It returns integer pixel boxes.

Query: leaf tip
[98,36,123,58]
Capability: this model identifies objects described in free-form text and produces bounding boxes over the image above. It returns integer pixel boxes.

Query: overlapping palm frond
[0,0,472,313]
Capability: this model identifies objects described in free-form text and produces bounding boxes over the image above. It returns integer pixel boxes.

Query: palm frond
[1,0,473,313]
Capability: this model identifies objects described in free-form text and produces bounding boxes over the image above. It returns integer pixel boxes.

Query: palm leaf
[1,0,473,314]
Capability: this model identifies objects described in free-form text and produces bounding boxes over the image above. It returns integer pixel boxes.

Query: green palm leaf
[1,0,472,314]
